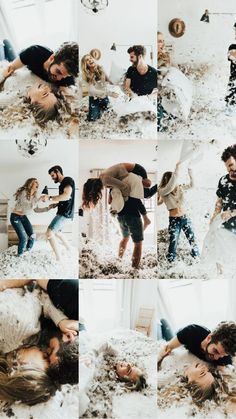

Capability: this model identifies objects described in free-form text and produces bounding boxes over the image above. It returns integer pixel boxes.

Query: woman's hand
[175,161,181,170]
[48,203,58,210]
[110,92,119,98]
[3,64,14,79]
[58,319,78,340]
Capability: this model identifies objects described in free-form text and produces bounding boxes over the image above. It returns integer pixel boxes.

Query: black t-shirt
[19,45,74,86]
[118,197,141,217]
[126,65,157,95]
[57,177,75,219]
[177,324,232,366]
[228,44,236,81]
[216,174,236,233]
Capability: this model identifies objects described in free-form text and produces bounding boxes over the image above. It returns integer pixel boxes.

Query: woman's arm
[182,168,194,191]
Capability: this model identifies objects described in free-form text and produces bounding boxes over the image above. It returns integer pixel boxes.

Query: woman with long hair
[0,284,78,405]
[10,178,54,256]
[81,54,118,121]
[158,161,199,263]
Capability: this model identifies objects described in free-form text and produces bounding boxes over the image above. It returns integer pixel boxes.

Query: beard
[204,342,216,362]
[229,169,236,179]
[47,63,57,82]
[53,174,59,183]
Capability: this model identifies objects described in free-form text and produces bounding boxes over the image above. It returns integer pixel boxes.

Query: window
[1,0,76,50]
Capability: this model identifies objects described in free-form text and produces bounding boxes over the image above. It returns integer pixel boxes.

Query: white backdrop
[158,0,236,65]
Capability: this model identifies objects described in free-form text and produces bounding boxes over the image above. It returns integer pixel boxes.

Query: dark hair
[48,165,63,175]
[53,42,79,77]
[159,171,173,188]
[127,45,146,57]
[211,321,236,357]
[47,341,78,385]
[82,178,103,209]
[119,373,147,391]
[221,144,236,162]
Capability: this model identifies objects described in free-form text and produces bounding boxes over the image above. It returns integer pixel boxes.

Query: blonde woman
[81,54,118,121]
[10,178,54,256]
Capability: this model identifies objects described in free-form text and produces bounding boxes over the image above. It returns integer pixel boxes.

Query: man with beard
[124,44,157,97]
[42,165,75,261]
[3,42,78,87]
[210,144,236,232]
[158,322,236,369]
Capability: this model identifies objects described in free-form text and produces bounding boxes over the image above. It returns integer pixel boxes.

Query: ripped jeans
[10,213,35,256]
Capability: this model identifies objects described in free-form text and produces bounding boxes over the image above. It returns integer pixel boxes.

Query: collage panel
[0,0,79,140]
[78,0,157,140]
[158,0,236,141]
[0,279,78,418]
[157,139,236,279]
[79,139,158,279]
[79,279,157,419]
[157,277,236,418]
[0,139,78,278]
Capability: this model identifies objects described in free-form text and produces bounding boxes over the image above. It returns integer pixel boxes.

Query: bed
[80,329,157,418]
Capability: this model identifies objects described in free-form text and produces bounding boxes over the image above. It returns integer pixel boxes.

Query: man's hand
[221,210,233,221]
[157,345,172,370]
[58,319,78,341]
[3,64,15,79]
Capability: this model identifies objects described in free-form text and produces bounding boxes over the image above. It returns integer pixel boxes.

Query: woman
[82,162,157,229]
[0,285,78,405]
[81,54,118,121]
[10,178,54,256]
[158,162,199,263]
[0,64,64,125]
[157,31,171,132]
[115,360,147,390]
[158,361,225,407]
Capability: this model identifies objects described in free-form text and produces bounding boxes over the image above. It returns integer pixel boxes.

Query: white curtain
[115,280,158,338]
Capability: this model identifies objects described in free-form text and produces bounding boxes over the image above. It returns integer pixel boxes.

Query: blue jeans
[48,214,69,232]
[87,96,109,121]
[10,213,35,256]
[157,319,174,341]
[0,39,16,61]
[167,215,199,262]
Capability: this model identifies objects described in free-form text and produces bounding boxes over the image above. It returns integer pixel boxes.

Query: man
[210,144,236,233]
[124,45,157,97]
[116,196,144,269]
[43,165,75,261]
[4,42,78,87]
[158,322,236,369]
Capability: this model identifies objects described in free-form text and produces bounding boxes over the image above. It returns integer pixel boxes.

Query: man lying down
[157,322,236,415]
[0,279,78,406]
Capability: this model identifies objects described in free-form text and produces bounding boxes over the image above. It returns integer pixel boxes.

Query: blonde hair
[81,54,106,85]
[158,369,233,410]
[0,358,58,406]
[14,178,38,201]
[157,31,171,67]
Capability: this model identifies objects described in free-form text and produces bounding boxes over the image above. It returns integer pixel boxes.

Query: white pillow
[109,61,126,85]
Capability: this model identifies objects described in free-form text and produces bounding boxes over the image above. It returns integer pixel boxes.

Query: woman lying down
[157,343,236,415]
[0,279,78,406]
[0,64,77,129]
[79,333,147,417]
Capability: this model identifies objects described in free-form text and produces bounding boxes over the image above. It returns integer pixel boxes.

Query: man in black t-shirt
[158,322,236,369]
[42,165,75,261]
[117,197,144,269]
[124,45,157,97]
[4,42,78,87]
[210,144,236,234]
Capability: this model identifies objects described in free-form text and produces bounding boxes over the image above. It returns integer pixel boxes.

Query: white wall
[158,0,236,65]
[79,0,157,72]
